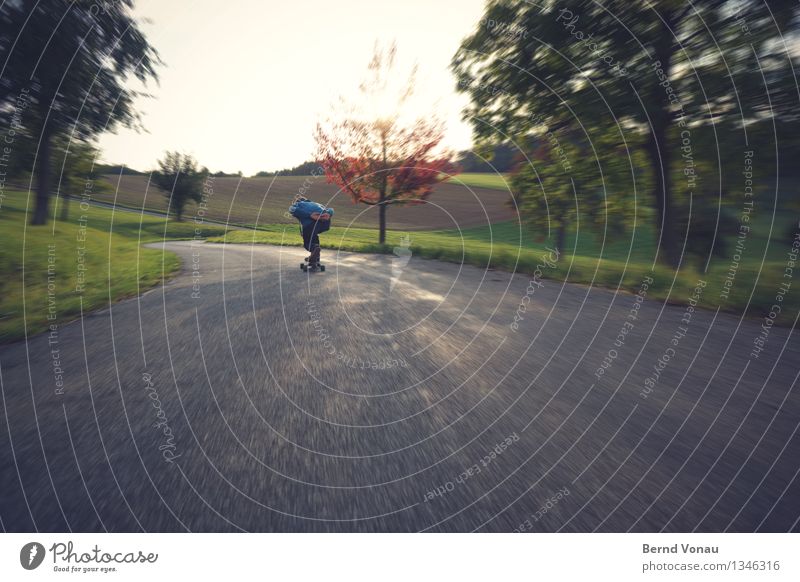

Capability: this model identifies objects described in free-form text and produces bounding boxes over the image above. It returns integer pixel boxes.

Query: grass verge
[0,190,228,343]
[445,173,512,191]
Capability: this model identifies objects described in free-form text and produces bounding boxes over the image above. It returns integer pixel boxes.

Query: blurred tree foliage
[510,128,646,254]
[0,0,160,225]
[457,143,518,173]
[453,0,800,266]
[52,137,104,221]
[315,43,456,245]
[0,118,107,220]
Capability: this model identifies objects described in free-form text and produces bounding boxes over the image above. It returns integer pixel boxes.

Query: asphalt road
[1,241,798,532]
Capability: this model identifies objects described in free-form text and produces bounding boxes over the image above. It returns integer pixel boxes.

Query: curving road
[1,241,799,532]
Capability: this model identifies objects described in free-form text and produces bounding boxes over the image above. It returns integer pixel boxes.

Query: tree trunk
[379,132,388,245]
[647,128,678,267]
[556,222,567,255]
[649,17,679,268]
[172,197,183,222]
[31,129,52,225]
[378,198,387,245]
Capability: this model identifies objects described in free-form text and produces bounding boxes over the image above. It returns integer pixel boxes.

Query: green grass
[211,210,800,324]
[4,180,795,343]
[0,190,228,343]
[445,173,512,191]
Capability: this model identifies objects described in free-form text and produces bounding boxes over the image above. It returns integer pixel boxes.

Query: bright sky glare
[97,0,487,175]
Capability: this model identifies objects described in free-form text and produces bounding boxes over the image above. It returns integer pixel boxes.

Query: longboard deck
[300,261,325,272]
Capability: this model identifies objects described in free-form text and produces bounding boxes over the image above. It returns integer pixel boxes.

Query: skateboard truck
[300,257,325,272]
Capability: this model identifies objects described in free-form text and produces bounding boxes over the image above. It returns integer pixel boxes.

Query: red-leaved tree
[315,43,457,245]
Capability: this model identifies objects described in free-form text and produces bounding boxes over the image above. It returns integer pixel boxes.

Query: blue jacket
[289,199,335,228]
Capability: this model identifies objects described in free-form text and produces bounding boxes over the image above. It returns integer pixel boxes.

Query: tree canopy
[152,151,207,222]
[1,0,160,224]
[453,0,800,266]
[316,43,456,244]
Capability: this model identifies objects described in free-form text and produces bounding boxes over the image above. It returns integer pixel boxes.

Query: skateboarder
[288,197,334,265]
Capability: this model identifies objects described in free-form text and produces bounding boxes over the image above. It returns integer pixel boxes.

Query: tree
[315,43,456,245]
[511,128,642,254]
[253,160,325,177]
[512,139,580,254]
[453,0,799,266]
[0,120,106,220]
[457,143,518,173]
[52,137,102,221]
[0,1,160,225]
[95,164,145,176]
[152,152,206,221]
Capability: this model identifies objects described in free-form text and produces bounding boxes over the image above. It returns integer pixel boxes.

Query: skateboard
[300,258,325,272]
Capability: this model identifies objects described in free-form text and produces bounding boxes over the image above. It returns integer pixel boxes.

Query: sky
[97,0,487,175]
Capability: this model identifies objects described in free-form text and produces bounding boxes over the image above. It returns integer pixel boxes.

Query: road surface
[1,241,798,532]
